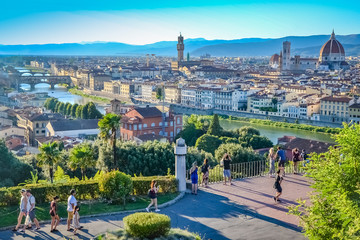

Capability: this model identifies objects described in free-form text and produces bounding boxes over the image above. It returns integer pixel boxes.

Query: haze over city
[1,0,360,45]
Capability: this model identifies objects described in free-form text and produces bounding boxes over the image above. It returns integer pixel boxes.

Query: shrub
[132,176,178,195]
[99,170,133,204]
[215,143,265,164]
[124,212,171,239]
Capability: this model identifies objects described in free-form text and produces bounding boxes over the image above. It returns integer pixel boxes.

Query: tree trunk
[49,167,53,183]
[81,168,85,180]
[113,128,117,168]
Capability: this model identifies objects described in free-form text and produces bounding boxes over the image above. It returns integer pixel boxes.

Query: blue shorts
[191,177,198,184]
[223,169,231,178]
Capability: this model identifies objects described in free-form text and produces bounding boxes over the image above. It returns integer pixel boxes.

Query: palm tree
[69,143,96,180]
[37,142,61,183]
[98,113,121,167]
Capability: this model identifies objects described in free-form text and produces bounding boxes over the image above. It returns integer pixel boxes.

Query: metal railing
[186,160,307,185]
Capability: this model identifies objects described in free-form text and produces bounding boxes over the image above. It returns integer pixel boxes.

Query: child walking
[72,206,81,235]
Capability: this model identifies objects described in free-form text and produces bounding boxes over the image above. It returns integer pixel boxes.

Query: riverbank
[69,88,111,103]
[223,116,341,134]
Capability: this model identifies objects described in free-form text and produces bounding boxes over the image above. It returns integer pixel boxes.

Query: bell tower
[282,41,291,71]
[177,33,184,62]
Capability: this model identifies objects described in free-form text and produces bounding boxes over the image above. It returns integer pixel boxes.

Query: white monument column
[174,138,187,192]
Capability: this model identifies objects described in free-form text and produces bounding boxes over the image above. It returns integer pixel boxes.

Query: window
[134,125,137,130]
[42,123,45,128]
[139,124,142,130]
[170,131,174,137]
[129,125,132,130]
[151,123,155,127]
[36,123,39,128]
[177,117,180,124]
[36,130,39,134]
[41,130,45,133]
[177,128,181,134]
[170,121,173,126]
[165,122,168,127]
[143,124,147,128]
[159,122,162,127]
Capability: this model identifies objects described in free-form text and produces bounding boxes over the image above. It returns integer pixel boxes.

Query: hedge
[124,212,171,239]
[132,176,178,195]
[0,181,99,206]
[0,176,178,206]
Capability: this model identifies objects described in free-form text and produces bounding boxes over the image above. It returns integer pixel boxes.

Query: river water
[220,119,335,144]
[19,83,107,114]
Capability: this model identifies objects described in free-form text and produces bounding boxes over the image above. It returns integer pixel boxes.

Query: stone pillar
[174,138,187,192]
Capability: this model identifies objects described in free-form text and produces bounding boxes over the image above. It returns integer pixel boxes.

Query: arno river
[21,83,107,114]
[21,84,334,144]
[220,120,335,144]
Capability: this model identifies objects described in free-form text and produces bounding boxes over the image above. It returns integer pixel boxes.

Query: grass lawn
[0,193,178,228]
[68,88,111,103]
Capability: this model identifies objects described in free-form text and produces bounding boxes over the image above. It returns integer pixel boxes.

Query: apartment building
[320,96,353,123]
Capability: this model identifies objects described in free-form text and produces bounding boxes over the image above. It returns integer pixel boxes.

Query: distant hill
[0,34,359,57]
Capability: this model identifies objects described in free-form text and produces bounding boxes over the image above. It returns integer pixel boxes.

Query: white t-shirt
[67,195,77,212]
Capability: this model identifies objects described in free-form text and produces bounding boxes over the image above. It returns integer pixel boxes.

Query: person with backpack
[292,148,301,174]
[301,149,309,167]
[146,180,160,212]
[201,158,210,188]
[275,146,286,176]
[25,189,41,231]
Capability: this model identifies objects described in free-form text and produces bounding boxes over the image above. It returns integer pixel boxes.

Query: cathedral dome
[270,54,279,64]
[319,30,345,59]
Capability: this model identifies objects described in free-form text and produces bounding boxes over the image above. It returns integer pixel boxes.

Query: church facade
[270,31,349,72]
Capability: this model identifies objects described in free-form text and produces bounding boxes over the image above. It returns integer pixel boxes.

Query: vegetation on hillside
[69,87,111,103]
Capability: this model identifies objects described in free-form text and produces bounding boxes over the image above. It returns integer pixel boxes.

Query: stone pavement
[0,174,310,240]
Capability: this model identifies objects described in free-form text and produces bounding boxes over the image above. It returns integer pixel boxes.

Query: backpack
[201,165,207,174]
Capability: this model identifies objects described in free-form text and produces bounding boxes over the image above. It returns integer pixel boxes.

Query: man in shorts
[26,189,41,231]
[276,146,286,175]
[222,153,232,185]
[67,189,77,231]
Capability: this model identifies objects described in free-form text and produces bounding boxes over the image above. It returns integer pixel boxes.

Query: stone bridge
[14,74,74,90]
[170,104,342,128]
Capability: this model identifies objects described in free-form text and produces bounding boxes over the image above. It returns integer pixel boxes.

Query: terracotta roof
[279,136,334,154]
[130,107,162,118]
[321,96,352,103]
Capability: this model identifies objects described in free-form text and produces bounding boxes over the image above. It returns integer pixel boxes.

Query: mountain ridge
[1,34,360,57]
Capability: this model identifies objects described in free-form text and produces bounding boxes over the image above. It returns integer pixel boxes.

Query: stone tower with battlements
[177,33,184,62]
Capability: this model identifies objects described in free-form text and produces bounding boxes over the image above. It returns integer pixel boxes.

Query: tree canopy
[195,134,222,155]
[289,124,360,239]
[207,114,223,136]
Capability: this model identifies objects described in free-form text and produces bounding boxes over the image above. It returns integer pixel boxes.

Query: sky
[1,0,360,45]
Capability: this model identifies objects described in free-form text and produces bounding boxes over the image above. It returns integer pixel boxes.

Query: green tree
[289,124,360,239]
[65,102,72,116]
[207,114,223,136]
[272,98,278,107]
[195,134,222,155]
[71,103,79,118]
[186,147,216,170]
[248,135,273,149]
[44,98,58,112]
[176,123,204,146]
[87,102,102,119]
[75,105,83,118]
[36,142,62,183]
[0,140,33,187]
[98,113,121,167]
[236,126,260,137]
[156,87,164,100]
[54,101,61,113]
[57,102,65,115]
[215,143,265,164]
[81,103,89,119]
[69,143,96,180]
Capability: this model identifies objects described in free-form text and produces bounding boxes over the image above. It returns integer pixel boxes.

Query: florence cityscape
[0,1,360,240]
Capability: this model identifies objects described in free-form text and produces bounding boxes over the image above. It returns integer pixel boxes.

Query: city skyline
[1,0,360,45]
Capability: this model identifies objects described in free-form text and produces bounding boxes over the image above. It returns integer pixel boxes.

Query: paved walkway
[0,174,310,240]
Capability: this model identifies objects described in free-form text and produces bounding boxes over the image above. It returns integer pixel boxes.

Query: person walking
[72,206,81,235]
[292,148,301,174]
[50,196,60,232]
[12,189,28,232]
[67,189,77,231]
[201,158,210,188]
[221,153,232,185]
[301,149,309,167]
[25,189,41,231]
[273,170,284,203]
[146,180,160,212]
[268,148,276,178]
[275,146,286,176]
[190,162,198,195]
